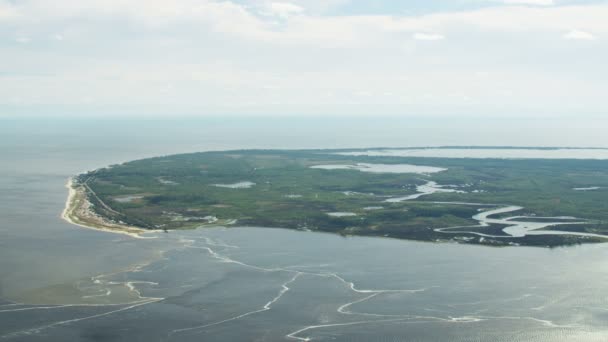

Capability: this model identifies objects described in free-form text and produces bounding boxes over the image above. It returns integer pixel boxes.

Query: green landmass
[70,149,608,247]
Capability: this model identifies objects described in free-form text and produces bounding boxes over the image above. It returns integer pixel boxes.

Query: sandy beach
[61,177,155,239]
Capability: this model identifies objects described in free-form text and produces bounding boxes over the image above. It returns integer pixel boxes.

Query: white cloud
[15,37,30,44]
[245,0,347,15]
[0,1,607,117]
[3,1,608,44]
[263,2,304,18]
[502,0,554,6]
[563,29,596,40]
[355,90,373,97]
[413,32,445,41]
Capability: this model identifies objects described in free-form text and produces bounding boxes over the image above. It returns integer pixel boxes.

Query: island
[63,148,608,247]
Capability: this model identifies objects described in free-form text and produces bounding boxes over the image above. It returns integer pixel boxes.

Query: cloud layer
[0,0,605,117]
[563,29,596,40]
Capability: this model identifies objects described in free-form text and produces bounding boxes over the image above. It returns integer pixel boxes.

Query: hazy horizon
[2,116,608,148]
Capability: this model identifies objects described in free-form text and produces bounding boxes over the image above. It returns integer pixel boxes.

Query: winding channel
[386,181,608,240]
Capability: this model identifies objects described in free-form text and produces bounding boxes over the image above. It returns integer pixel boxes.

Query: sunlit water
[2,118,608,341]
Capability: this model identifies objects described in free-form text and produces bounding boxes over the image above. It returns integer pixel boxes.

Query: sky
[0,0,606,118]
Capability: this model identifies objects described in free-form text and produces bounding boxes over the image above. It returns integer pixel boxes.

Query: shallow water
[311,163,446,174]
[386,181,463,202]
[435,205,608,240]
[2,118,608,341]
[339,148,608,159]
[4,227,608,341]
[573,187,601,191]
[327,212,358,217]
[212,181,256,189]
[112,195,144,203]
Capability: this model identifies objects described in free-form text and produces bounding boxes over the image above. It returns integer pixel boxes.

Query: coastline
[61,177,154,239]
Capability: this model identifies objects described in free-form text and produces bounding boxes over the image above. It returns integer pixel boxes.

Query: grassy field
[75,149,608,247]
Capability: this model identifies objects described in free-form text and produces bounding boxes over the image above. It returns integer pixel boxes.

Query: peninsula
[63,148,608,246]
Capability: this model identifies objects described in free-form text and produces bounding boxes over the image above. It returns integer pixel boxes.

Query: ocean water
[1,117,608,341]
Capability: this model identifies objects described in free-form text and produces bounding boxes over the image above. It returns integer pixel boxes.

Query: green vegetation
[74,149,608,247]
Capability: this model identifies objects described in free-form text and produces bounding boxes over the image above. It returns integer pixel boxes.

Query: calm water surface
[1,118,608,341]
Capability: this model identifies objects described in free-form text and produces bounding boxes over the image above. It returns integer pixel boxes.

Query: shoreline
[61,177,156,239]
